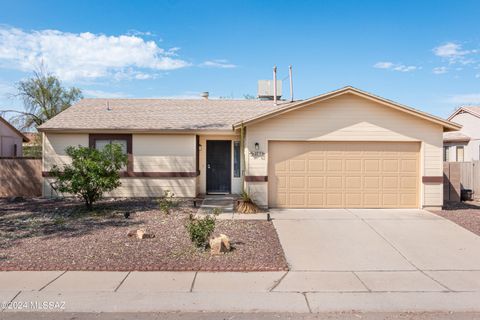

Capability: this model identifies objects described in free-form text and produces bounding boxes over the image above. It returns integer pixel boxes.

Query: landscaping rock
[209,233,231,255]
[127,228,155,239]
[136,228,155,239]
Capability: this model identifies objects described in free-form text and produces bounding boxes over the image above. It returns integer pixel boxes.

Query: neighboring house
[38,86,460,210]
[0,116,29,157]
[444,106,480,162]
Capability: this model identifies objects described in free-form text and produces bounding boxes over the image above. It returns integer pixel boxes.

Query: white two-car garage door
[268,141,420,208]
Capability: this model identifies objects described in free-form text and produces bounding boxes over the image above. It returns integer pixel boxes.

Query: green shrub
[158,190,178,214]
[211,207,222,216]
[185,214,216,248]
[49,144,128,210]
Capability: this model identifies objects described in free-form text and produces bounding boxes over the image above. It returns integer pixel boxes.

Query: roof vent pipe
[289,65,293,102]
[273,65,277,105]
[201,92,209,100]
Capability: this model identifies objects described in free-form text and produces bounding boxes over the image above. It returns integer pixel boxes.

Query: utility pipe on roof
[289,65,293,102]
[273,65,277,105]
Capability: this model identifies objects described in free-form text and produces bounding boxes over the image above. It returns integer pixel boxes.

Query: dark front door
[207,140,231,193]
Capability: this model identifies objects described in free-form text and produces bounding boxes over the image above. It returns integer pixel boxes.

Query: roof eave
[38,127,237,135]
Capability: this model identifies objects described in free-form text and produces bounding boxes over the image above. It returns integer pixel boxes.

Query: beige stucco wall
[244,93,444,208]
[197,134,242,195]
[42,132,197,198]
[0,122,24,157]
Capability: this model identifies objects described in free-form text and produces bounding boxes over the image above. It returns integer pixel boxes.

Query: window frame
[443,146,449,162]
[233,140,241,178]
[456,145,464,162]
[89,134,133,174]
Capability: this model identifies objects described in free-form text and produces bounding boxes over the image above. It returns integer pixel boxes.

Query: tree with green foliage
[1,68,82,130]
[49,144,128,210]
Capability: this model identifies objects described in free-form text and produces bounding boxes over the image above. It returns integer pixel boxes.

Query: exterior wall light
[255,142,260,151]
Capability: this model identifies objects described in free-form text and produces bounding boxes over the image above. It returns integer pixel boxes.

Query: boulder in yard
[136,228,155,239]
[127,228,155,239]
[209,233,231,255]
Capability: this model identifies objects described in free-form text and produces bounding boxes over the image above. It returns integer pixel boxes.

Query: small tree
[1,67,82,131]
[50,144,128,210]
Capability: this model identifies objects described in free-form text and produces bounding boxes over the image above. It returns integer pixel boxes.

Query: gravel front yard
[431,201,480,236]
[0,198,288,271]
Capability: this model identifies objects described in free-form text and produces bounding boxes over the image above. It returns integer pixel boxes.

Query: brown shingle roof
[38,98,292,132]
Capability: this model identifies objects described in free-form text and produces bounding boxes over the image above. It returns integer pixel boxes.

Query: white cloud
[433,42,477,66]
[126,29,156,37]
[0,26,190,81]
[447,93,480,105]
[433,42,470,58]
[433,66,448,74]
[200,59,237,69]
[373,61,417,72]
[373,61,394,69]
[83,89,130,98]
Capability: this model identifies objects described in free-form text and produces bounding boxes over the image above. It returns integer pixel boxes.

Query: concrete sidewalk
[1,270,480,313]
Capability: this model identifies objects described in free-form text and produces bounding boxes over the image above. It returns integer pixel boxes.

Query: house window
[456,146,464,162]
[94,139,128,154]
[233,141,241,177]
[89,134,132,173]
[443,146,449,162]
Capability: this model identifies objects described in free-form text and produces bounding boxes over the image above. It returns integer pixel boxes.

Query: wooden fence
[443,161,480,202]
[0,158,42,197]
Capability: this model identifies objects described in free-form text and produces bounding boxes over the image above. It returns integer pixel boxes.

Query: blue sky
[0,0,480,118]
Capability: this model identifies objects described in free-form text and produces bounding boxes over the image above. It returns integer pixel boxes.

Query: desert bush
[158,190,178,214]
[185,214,216,248]
[236,190,260,214]
[49,144,128,210]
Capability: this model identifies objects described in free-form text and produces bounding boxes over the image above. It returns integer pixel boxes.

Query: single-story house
[38,86,461,210]
[443,106,480,162]
[0,116,29,157]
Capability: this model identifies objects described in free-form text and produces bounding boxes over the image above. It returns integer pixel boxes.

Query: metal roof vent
[200,92,209,100]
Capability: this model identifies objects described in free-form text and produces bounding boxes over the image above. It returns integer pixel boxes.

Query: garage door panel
[382,193,398,206]
[290,193,307,206]
[326,159,343,171]
[383,176,398,189]
[346,159,362,172]
[326,193,343,206]
[345,176,361,189]
[400,176,417,189]
[364,193,381,207]
[346,193,362,206]
[308,159,325,172]
[277,176,287,188]
[308,193,324,206]
[308,176,325,188]
[364,176,380,189]
[289,159,306,172]
[268,141,419,208]
[383,159,399,172]
[364,159,381,172]
[326,176,343,188]
[289,176,306,188]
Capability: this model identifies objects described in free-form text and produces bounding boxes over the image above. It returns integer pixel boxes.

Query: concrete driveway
[272,208,480,292]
